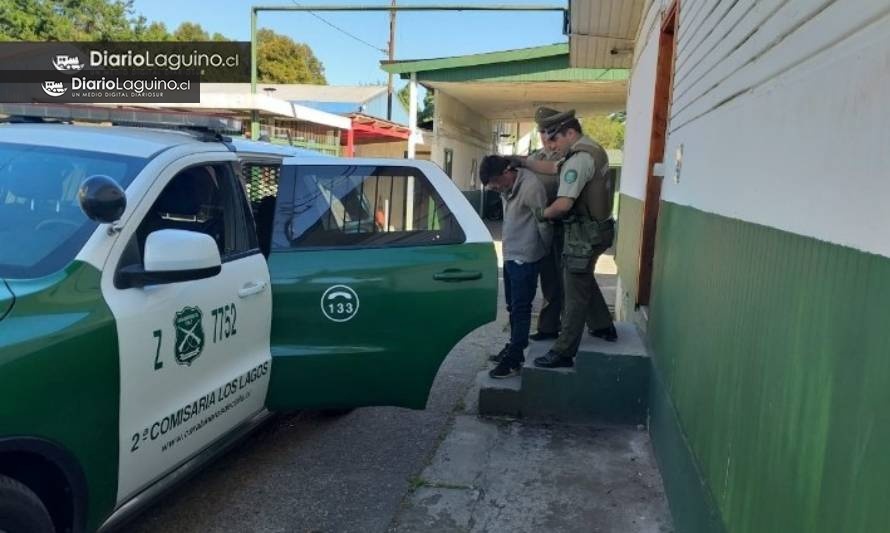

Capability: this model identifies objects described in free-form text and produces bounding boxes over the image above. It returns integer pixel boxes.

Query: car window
[116,163,257,282]
[0,142,146,279]
[272,165,465,250]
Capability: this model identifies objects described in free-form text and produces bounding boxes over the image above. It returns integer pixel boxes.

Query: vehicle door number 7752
[151,303,238,372]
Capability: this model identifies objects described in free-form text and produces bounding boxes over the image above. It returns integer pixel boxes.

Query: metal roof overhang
[568,0,645,68]
[113,93,351,130]
[344,113,411,144]
[382,43,629,121]
[423,80,626,120]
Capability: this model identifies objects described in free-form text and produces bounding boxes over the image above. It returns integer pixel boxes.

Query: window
[241,162,281,257]
[443,149,454,179]
[116,163,257,285]
[272,165,464,250]
[0,142,146,279]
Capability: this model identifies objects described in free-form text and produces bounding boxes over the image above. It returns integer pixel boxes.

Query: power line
[290,0,388,54]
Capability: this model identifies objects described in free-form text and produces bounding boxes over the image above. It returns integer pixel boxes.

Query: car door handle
[238,281,268,298]
[433,269,482,282]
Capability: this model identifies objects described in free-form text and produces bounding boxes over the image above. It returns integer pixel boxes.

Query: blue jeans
[503,260,541,365]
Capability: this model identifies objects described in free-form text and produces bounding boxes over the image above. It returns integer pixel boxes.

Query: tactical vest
[559,138,615,266]
[559,138,613,221]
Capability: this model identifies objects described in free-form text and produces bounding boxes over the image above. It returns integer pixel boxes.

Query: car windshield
[0,142,146,279]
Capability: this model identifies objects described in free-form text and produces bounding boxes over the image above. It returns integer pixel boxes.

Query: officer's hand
[506,155,525,169]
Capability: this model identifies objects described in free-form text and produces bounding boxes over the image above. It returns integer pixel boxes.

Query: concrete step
[478,322,650,425]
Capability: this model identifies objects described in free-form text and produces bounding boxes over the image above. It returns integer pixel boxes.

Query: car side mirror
[78,175,126,223]
[117,229,222,289]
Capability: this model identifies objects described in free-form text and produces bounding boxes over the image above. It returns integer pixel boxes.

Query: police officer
[518,109,618,368]
[527,106,565,341]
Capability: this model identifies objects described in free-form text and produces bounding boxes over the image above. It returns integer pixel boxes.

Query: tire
[0,474,55,533]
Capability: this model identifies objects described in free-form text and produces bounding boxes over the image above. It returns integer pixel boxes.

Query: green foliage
[256,28,326,85]
[171,21,209,41]
[0,1,329,87]
[419,89,434,123]
[133,20,170,41]
[580,114,625,150]
[0,0,141,40]
[395,85,435,124]
[397,84,410,113]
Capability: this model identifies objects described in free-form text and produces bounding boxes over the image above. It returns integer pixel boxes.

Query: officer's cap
[534,106,560,128]
[539,109,577,139]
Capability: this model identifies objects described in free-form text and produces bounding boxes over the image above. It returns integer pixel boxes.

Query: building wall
[622,1,890,531]
[431,91,493,191]
[354,140,408,159]
[614,0,663,320]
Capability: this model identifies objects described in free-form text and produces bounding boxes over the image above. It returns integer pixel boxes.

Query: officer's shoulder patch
[564,169,578,184]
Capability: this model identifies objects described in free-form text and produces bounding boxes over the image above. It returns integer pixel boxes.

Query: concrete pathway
[390,415,671,533]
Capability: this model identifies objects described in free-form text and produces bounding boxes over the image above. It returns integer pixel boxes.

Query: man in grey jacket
[480,155,552,378]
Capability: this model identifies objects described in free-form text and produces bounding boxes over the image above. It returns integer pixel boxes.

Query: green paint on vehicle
[647,201,890,532]
[0,261,119,532]
[265,242,498,411]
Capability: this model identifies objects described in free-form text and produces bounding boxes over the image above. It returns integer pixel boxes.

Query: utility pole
[386,0,397,121]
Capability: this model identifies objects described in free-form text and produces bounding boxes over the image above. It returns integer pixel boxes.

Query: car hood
[0,279,12,322]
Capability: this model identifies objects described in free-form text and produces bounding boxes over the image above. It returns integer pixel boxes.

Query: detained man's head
[479,155,517,193]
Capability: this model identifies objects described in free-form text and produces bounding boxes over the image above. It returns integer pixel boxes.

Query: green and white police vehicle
[0,111,497,533]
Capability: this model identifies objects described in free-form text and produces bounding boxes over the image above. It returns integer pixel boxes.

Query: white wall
[658,0,890,258]
[431,91,494,191]
[619,0,664,201]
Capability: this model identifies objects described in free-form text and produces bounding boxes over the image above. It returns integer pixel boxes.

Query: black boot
[529,331,559,341]
[533,350,574,368]
[589,324,618,342]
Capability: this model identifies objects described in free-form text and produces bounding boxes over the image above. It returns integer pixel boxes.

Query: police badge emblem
[174,306,205,366]
[564,169,578,184]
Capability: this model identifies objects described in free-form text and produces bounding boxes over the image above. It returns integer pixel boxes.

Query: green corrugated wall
[647,200,890,532]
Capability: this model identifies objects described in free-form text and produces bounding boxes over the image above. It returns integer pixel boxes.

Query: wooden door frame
[637,0,679,306]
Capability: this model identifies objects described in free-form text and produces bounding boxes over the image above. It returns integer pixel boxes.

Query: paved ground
[123,222,670,533]
[390,417,671,533]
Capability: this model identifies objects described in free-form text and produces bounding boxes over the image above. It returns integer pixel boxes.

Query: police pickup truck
[0,112,497,533]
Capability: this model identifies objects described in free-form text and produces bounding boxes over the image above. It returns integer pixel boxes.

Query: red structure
[342,113,411,157]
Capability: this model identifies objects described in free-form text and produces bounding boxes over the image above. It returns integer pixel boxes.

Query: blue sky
[130,0,567,87]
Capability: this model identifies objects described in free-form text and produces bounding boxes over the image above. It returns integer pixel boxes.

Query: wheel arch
[0,437,89,533]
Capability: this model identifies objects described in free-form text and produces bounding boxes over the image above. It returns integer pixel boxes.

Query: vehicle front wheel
[0,474,55,533]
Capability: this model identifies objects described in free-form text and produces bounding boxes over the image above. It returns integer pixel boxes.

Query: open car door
[264,158,497,410]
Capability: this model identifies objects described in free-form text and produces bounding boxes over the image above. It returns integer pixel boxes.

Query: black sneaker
[489,360,521,379]
[529,331,559,341]
[589,324,618,342]
[489,344,511,363]
[533,351,574,368]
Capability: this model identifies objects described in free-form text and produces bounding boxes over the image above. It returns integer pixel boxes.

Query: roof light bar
[0,103,242,133]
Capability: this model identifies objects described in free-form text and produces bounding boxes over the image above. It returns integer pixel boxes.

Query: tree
[397,84,410,113]
[256,28,326,84]
[396,85,434,125]
[132,19,170,41]
[580,114,625,150]
[0,0,142,40]
[172,22,210,41]
[419,89,434,123]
